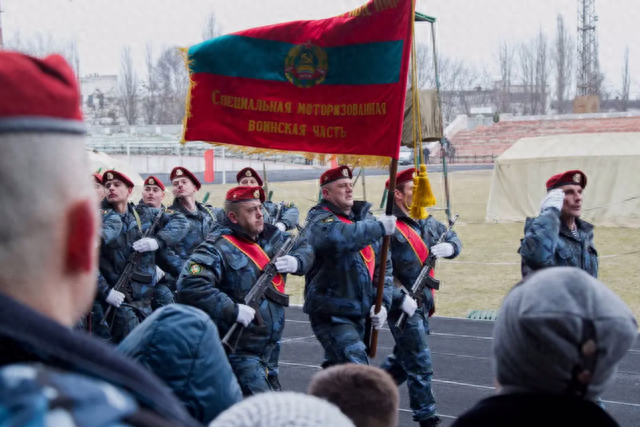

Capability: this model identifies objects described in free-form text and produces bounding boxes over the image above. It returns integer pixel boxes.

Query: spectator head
[308,364,399,427]
[208,391,355,427]
[494,267,638,401]
[0,51,98,327]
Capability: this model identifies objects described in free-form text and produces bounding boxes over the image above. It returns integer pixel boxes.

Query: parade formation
[0,0,638,427]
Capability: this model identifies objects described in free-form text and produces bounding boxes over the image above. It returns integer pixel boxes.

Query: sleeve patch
[188,263,203,275]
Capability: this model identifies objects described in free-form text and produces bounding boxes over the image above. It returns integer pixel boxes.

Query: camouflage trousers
[309,314,369,368]
[152,284,175,310]
[228,348,275,397]
[266,341,281,377]
[381,308,436,422]
[110,299,152,344]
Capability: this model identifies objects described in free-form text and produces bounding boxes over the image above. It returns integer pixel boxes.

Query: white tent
[87,150,145,202]
[486,132,640,227]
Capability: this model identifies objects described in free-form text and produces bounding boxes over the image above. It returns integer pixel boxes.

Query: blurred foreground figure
[0,51,202,427]
[452,267,637,427]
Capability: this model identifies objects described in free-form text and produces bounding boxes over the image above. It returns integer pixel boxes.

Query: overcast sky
[3,0,639,95]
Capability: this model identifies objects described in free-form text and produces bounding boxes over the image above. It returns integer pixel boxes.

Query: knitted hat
[208,392,355,427]
[494,267,637,400]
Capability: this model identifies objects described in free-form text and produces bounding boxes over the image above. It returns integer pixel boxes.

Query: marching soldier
[381,168,462,427]
[233,166,300,390]
[158,166,218,293]
[136,175,188,308]
[519,170,598,278]
[303,165,396,368]
[177,186,314,396]
[100,170,163,343]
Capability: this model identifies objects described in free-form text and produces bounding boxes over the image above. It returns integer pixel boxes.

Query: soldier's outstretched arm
[279,203,300,230]
[306,210,385,254]
[520,208,561,269]
[372,245,394,312]
[176,243,237,325]
[101,209,122,245]
[288,235,315,276]
[154,210,188,248]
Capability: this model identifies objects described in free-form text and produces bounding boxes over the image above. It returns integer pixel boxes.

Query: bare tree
[497,41,515,113]
[535,30,550,115]
[201,11,223,41]
[407,42,434,90]
[620,47,630,112]
[554,15,574,113]
[155,46,189,124]
[141,42,159,124]
[117,46,139,125]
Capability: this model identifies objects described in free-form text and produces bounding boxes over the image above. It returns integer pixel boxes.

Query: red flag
[204,149,215,183]
[181,0,414,167]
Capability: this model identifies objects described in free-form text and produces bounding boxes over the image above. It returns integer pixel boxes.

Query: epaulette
[101,210,110,215]
[165,209,175,214]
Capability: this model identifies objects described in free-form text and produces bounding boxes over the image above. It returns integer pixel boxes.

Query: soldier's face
[323,178,354,211]
[94,182,105,201]
[239,177,260,186]
[172,178,196,199]
[395,181,414,209]
[143,185,165,208]
[230,200,264,237]
[559,184,583,218]
[105,180,132,203]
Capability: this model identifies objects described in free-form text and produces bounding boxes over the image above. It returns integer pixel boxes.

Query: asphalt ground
[140,164,493,185]
[279,306,640,427]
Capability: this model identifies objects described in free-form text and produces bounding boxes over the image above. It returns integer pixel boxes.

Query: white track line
[280,362,640,407]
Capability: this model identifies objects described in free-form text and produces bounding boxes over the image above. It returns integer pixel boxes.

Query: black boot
[268,375,282,391]
[419,416,441,427]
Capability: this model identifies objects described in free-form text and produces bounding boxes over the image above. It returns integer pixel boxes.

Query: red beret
[170,167,201,190]
[102,170,134,188]
[226,186,266,203]
[386,167,415,190]
[0,51,84,134]
[144,175,165,191]
[320,166,353,186]
[546,170,587,191]
[236,167,264,187]
[92,173,103,185]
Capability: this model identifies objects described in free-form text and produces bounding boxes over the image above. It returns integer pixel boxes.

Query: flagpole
[367,157,398,358]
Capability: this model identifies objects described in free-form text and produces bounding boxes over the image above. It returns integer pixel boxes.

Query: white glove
[275,222,287,232]
[275,255,298,274]
[156,266,165,281]
[540,189,565,212]
[105,289,125,308]
[236,304,256,327]
[401,296,418,317]
[377,214,397,236]
[431,242,455,258]
[369,305,388,330]
[133,238,159,253]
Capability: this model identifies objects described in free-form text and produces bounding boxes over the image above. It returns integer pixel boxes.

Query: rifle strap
[131,206,143,234]
[222,235,285,293]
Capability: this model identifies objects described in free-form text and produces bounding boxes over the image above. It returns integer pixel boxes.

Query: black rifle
[100,207,165,327]
[395,214,458,332]
[221,221,308,353]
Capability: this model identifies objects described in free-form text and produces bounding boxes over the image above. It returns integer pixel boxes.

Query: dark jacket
[303,200,394,318]
[451,393,619,427]
[177,221,314,356]
[519,207,598,278]
[0,291,201,427]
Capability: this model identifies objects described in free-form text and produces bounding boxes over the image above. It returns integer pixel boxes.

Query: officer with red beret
[177,186,314,396]
[233,166,300,390]
[156,167,219,294]
[519,169,598,278]
[303,165,397,368]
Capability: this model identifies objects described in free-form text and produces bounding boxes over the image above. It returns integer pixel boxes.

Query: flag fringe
[179,47,197,144]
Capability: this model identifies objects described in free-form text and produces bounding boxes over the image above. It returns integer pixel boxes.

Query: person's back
[0,51,200,427]
[452,267,637,427]
[308,364,399,427]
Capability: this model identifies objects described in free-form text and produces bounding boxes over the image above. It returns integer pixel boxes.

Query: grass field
[166,169,640,320]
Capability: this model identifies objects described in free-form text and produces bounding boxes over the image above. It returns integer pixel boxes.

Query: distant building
[80,74,121,125]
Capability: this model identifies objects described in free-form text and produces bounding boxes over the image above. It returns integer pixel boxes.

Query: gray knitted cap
[494,267,638,400]
[208,392,356,427]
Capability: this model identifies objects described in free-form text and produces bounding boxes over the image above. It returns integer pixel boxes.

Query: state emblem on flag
[284,42,328,89]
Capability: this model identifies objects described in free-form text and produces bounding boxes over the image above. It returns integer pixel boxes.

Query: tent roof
[497,132,640,162]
